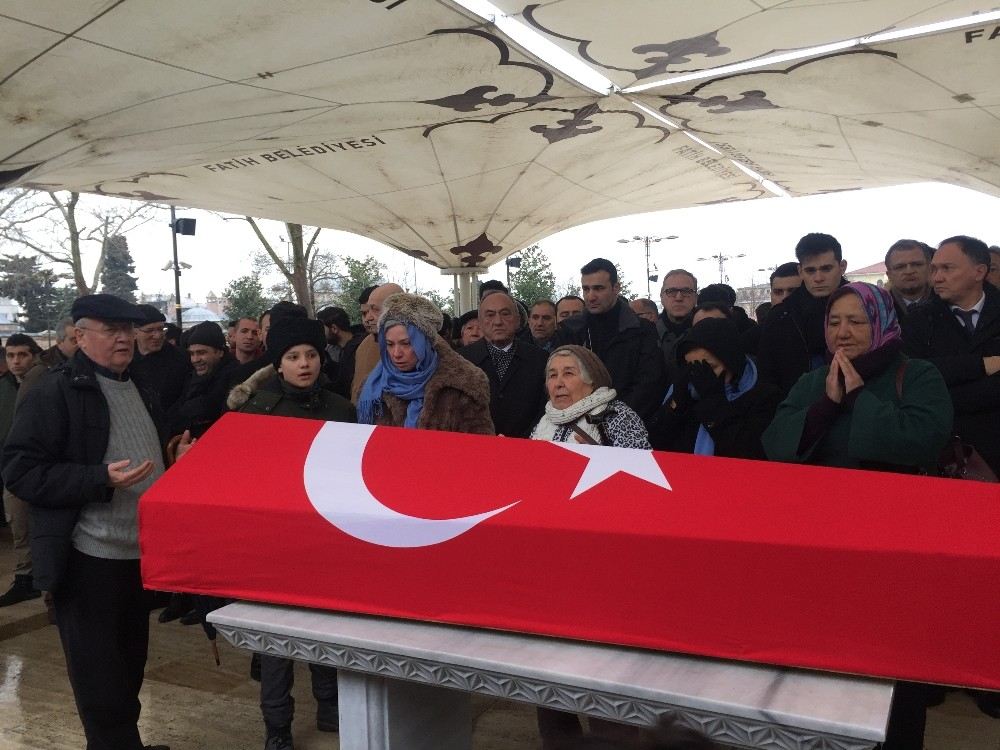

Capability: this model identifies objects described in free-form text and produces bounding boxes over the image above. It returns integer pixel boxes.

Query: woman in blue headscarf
[357,293,494,434]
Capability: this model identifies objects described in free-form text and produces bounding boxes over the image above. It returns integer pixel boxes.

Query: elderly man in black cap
[131,303,190,411]
[2,293,178,750]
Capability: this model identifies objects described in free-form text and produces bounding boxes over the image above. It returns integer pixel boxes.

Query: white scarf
[531,387,617,443]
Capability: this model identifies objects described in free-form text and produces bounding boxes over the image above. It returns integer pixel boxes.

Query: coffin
[140,412,1000,690]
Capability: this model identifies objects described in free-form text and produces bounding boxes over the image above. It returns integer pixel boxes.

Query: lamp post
[617,235,678,296]
[505,255,521,288]
[169,207,196,328]
[697,252,746,284]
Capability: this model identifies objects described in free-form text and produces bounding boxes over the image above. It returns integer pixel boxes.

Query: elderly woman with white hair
[531,344,650,448]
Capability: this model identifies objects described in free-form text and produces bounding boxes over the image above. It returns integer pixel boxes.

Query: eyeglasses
[77,323,135,336]
[661,287,696,298]
[137,325,166,335]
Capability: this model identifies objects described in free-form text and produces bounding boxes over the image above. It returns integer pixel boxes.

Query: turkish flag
[140,412,1000,690]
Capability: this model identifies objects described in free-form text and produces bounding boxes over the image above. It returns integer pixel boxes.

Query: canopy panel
[2,1,998,267]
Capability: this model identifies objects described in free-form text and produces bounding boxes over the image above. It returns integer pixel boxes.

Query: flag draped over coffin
[141,413,1000,691]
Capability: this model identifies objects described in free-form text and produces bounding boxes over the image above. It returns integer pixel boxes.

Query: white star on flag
[555,442,671,499]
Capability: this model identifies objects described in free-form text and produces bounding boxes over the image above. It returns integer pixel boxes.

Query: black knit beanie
[676,317,746,380]
[185,321,227,351]
[267,317,326,367]
[268,301,309,326]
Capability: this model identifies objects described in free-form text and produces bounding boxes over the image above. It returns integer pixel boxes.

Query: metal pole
[645,237,651,297]
[170,205,183,329]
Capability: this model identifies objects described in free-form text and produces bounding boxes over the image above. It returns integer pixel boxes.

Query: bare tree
[0,189,160,294]
[243,218,322,315]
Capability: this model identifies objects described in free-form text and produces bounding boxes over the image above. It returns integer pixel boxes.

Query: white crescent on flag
[303,422,519,548]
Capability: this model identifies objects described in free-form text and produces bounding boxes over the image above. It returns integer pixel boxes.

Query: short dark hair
[755,301,773,321]
[227,319,238,328]
[556,294,584,309]
[692,301,733,319]
[663,268,697,290]
[885,239,933,267]
[316,306,350,330]
[697,283,736,307]
[358,285,378,305]
[479,279,508,300]
[530,300,557,315]
[5,333,41,355]
[631,298,658,315]
[580,258,618,284]
[938,235,991,267]
[795,233,842,263]
[769,262,800,285]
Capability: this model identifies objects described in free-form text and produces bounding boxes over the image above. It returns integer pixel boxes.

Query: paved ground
[0,533,997,749]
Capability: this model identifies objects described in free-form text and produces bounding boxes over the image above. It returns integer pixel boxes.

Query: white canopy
[2,1,998,270]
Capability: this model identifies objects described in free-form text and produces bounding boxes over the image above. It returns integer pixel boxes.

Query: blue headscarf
[357,323,439,428]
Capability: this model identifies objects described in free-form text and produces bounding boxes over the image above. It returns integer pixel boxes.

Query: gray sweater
[72,375,164,559]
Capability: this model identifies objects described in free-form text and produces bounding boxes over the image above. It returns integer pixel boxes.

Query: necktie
[954,308,977,336]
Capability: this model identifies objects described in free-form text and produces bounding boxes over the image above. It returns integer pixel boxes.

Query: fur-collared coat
[375,337,495,435]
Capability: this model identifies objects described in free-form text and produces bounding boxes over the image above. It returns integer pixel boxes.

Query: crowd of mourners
[0,232,997,750]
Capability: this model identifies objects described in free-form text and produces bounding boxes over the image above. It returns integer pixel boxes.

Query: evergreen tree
[334,256,386,325]
[0,254,76,331]
[99,234,138,301]
[422,289,454,316]
[223,273,275,321]
[509,244,556,305]
[614,262,636,301]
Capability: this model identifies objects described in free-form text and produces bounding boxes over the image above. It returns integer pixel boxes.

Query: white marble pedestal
[208,602,893,750]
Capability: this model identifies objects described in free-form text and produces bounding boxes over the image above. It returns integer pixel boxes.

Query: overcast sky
[102,181,1000,309]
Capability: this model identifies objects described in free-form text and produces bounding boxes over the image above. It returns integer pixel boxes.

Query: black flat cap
[136,304,167,324]
[71,294,147,323]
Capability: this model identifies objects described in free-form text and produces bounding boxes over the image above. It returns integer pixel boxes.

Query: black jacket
[648,379,783,459]
[901,284,1000,473]
[757,281,846,395]
[458,338,547,438]
[131,343,191,411]
[1,352,167,591]
[168,355,239,438]
[555,301,666,421]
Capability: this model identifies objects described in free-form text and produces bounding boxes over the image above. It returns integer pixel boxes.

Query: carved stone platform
[209,602,893,750]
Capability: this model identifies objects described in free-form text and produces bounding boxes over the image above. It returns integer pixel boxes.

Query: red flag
[141,412,1000,689]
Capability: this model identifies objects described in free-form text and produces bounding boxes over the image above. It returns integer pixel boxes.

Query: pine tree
[0,254,76,331]
[333,256,386,325]
[223,273,275,321]
[99,235,138,301]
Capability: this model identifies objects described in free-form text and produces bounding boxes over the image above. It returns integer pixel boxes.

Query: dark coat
[901,285,1000,473]
[554,302,666,421]
[131,343,191,411]
[168,355,239,438]
[757,282,846,395]
[459,337,545,438]
[228,366,357,423]
[39,344,70,370]
[648,379,782,459]
[655,313,691,380]
[380,338,494,434]
[0,352,167,591]
[762,354,952,473]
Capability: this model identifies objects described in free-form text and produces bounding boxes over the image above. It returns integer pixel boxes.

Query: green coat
[762,355,952,472]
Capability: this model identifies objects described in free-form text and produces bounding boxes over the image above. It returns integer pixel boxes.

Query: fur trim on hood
[378,292,443,342]
[226,364,276,410]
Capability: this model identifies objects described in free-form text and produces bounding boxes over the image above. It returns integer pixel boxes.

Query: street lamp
[505,255,521,288]
[697,252,746,284]
[617,235,679,296]
[169,208,196,328]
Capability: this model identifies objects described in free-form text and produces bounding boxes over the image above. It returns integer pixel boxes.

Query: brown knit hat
[547,345,612,390]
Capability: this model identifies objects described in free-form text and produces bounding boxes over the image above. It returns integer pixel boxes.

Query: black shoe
[316,700,339,732]
[0,575,41,607]
[250,652,262,682]
[179,608,202,626]
[157,597,189,624]
[264,727,293,750]
[968,689,1000,719]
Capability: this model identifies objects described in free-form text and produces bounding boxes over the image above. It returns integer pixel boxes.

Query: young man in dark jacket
[757,233,848,394]
[554,258,666,422]
[1,294,174,750]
